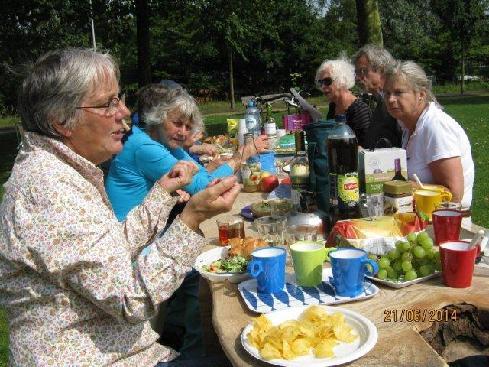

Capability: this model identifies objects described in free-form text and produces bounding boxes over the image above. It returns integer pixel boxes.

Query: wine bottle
[392,158,406,181]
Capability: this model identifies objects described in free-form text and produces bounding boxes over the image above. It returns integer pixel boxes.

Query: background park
[0,0,489,365]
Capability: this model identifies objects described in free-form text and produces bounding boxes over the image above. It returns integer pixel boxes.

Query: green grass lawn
[0,93,487,365]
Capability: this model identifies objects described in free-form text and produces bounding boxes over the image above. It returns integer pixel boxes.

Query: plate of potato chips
[241,305,377,366]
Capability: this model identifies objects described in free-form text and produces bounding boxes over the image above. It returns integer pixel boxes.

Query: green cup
[290,241,328,287]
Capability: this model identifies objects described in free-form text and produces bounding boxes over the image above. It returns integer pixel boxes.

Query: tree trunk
[228,47,235,110]
[460,43,465,95]
[136,0,151,88]
[355,0,368,46]
[355,0,383,47]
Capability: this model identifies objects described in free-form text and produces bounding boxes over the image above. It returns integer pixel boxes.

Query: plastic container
[259,151,276,173]
[237,118,247,146]
[383,180,413,214]
[327,114,360,222]
[244,99,261,137]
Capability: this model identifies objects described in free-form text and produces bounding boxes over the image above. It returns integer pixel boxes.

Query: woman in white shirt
[383,61,474,207]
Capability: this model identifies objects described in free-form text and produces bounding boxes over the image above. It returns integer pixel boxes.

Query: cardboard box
[359,148,407,195]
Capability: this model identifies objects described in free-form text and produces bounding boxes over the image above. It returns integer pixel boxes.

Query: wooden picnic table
[199,192,489,367]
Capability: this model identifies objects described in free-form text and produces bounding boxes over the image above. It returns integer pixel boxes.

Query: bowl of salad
[195,246,251,283]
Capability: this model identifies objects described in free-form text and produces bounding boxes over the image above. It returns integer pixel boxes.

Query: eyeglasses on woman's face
[316,77,334,87]
[76,93,126,117]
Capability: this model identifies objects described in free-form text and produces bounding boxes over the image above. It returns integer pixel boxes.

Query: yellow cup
[414,189,452,220]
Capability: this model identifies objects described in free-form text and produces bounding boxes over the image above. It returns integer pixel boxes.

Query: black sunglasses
[316,77,334,87]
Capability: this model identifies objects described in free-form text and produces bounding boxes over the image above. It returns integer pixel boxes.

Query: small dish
[195,246,250,283]
[240,205,254,221]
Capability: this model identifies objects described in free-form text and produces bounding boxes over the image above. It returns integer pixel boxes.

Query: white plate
[241,305,378,366]
[366,271,440,288]
[238,268,379,313]
[195,246,250,283]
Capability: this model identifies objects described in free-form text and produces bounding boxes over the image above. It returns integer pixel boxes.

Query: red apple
[280,176,291,185]
[261,175,279,193]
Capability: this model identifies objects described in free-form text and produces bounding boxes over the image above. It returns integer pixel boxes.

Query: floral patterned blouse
[0,133,207,366]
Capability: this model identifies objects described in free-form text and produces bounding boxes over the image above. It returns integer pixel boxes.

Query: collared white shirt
[400,102,474,207]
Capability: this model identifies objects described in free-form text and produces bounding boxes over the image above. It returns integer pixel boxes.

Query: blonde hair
[385,61,437,103]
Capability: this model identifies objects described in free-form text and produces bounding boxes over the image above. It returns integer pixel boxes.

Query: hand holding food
[189,143,218,156]
[158,161,198,193]
[253,134,270,153]
[181,176,241,231]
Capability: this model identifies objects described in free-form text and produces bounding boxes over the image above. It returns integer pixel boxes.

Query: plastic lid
[328,117,356,139]
[383,180,413,195]
[335,114,347,123]
[247,100,255,107]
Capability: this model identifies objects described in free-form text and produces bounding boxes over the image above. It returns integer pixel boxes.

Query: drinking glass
[254,216,287,246]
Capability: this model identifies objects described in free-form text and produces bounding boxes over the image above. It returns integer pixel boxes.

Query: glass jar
[241,159,261,193]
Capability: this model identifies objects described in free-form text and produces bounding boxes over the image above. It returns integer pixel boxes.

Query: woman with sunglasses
[315,57,372,147]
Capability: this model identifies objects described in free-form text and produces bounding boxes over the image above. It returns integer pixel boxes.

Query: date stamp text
[383,309,457,323]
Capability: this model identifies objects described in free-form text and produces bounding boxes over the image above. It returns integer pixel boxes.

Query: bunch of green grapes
[369,231,441,282]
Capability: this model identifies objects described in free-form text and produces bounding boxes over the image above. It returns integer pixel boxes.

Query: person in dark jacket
[353,44,402,149]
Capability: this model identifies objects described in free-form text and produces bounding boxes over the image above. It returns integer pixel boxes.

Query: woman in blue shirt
[105,83,267,362]
[106,83,267,220]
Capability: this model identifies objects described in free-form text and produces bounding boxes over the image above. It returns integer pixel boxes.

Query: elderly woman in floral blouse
[0,48,240,366]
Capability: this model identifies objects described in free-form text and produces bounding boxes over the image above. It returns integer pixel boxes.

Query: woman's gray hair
[137,83,203,130]
[385,60,437,103]
[18,48,119,138]
[353,44,394,73]
[315,57,355,90]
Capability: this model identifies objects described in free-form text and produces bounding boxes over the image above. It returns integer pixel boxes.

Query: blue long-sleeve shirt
[106,126,233,221]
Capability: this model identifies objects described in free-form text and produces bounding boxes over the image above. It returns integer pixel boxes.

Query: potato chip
[247,306,359,361]
[261,342,282,360]
[290,337,310,356]
[314,339,337,358]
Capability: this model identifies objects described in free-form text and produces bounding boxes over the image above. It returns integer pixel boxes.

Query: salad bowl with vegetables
[195,247,249,283]
[195,238,267,283]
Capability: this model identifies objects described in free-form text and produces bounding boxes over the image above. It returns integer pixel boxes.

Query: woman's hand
[180,176,241,231]
[175,189,190,203]
[236,134,270,165]
[158,161,198,193]
[189,143,218,156]
[253,135,270,154]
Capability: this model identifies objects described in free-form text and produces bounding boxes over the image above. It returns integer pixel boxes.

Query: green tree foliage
[1,0,488,113]
[431,0,488,92]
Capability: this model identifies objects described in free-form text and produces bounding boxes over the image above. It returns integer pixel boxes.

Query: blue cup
[259,151,276,174]
[247,247,286,293]
[329,248,378,297]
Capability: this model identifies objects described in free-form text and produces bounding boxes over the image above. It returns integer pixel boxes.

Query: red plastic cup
[432,209,462,245]
[439,241,480,288]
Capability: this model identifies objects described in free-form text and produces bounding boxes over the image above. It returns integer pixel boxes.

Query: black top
[361,93,402,149]
[326,98,371,147]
